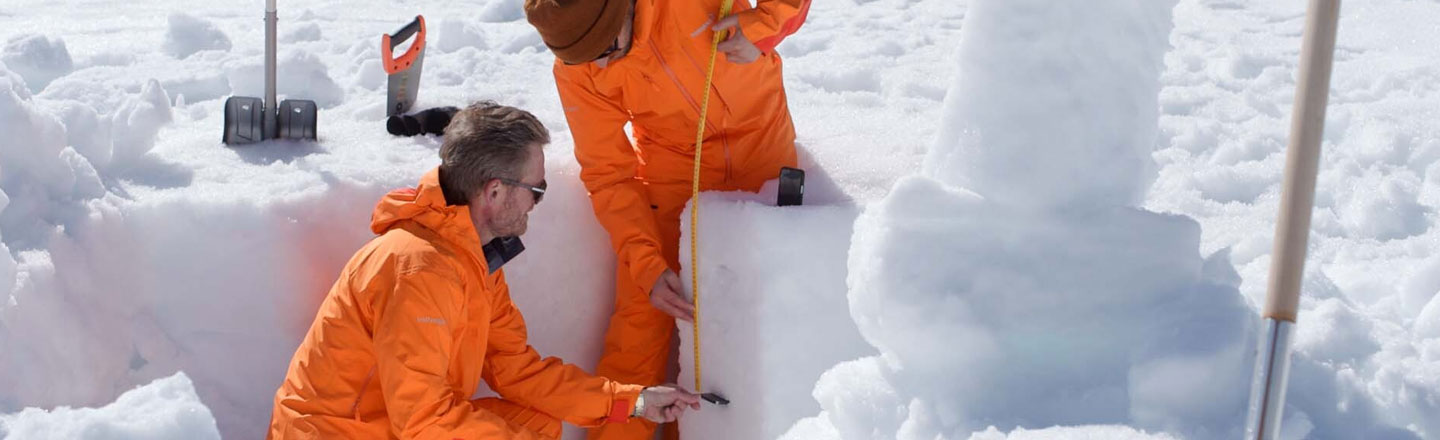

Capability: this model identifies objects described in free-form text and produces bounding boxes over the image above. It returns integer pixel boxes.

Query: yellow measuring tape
[692,0,735,393]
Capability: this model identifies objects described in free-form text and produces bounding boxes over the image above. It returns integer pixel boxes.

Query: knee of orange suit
[474,398,562,439]
[643,183,697,270]
[598,259,677,385]
[596,313,675,385]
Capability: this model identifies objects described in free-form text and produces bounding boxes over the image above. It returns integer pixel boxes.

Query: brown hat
[524,0,629,64]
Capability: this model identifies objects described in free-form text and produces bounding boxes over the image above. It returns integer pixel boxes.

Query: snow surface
[0,372,220,440]
[1,0,1438,439]
[162,14,232,60]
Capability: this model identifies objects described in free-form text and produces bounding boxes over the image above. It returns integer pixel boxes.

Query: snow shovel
[383,15,426,117]
[222,0,318,145]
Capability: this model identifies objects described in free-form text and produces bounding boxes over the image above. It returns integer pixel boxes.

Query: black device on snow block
[777,167,805,206]
[222,0,318,145]
[700,392,730,406]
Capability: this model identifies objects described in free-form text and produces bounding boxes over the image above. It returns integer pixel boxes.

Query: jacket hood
[370,168,484,256]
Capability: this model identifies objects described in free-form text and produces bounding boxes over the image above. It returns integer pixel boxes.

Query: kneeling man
[268,102,699,439]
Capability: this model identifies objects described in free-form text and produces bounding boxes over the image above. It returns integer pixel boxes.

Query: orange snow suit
[550,0,810,438]
[268,169,643,440]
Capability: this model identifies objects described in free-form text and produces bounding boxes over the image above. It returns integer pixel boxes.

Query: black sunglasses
[498,178,546,204]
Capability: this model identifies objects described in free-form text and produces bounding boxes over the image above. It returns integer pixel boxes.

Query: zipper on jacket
[721,128,733,184]
[351,366,377,419]
[676,36,736,184]
[648,40,734,185]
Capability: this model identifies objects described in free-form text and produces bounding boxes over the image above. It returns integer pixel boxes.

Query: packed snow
[1,0,1438,439]
[677,162,874,440]
[0,373,220,440]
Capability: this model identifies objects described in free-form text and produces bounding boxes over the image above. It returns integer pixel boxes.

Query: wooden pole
[1244,0,1340,438]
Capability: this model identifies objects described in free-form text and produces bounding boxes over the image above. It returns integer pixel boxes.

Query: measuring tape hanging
[692,0,735,393]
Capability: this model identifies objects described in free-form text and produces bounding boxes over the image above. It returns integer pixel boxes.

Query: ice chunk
[1,34,73,93]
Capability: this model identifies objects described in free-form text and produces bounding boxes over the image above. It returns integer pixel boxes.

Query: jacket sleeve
[482,275,644,427]
[372,268,545,440]
[554,65,671,294]
[736,0,812,54]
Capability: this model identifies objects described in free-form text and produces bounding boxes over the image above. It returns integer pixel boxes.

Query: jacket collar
[371,168,494,272]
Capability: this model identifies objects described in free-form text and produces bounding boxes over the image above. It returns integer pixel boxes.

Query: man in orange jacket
[267,102,700,440]
[524,0,810,438]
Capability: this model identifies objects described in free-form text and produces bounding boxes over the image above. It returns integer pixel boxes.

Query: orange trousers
[587,151,795,440]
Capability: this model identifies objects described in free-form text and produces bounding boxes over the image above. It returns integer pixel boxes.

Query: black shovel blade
[223,96,266,145]
[700,393,729,406]
[277,99,319,141]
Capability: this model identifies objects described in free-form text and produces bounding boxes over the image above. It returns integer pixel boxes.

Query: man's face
[486,144,546,238]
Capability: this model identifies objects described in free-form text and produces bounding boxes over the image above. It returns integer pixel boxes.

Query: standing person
[267,102,700,440]
[523,0,811,438]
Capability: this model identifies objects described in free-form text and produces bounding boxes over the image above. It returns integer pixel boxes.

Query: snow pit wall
[677,191,874,440]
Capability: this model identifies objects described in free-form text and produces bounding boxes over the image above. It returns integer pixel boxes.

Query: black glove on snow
[387,106,459,137]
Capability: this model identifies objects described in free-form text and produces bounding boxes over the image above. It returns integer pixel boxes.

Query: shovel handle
[382,15,426,74]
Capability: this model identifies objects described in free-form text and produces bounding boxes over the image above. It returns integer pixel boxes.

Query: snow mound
[0,62,130,250]
[781,0,1267,437]
[2,34,74,93]
[281,22,323,44]
[0,62,31,99]
[163,13,232,59]
[791,176,1255,437]
[922,0,1174,209]
[477,0,525,23]
[49,100,114,170]
[110,79,174,170]
[0,372,220,440]
[438,19,489,53]
[225,50,343,108]
[1334,171,1431,240]
[966,425,1179,440]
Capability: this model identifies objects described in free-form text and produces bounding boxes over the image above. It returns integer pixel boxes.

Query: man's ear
[485,179,506,201]
[471,179,501,207]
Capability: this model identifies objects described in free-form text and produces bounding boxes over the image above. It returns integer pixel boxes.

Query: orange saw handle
[382,15,426,75]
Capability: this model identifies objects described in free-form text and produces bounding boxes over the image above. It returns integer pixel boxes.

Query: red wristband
[607,399,632,423]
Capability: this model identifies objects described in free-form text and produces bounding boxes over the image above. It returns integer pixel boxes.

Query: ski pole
[1243,0,1340,438]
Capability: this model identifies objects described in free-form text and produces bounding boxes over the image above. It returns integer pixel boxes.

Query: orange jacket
[268,169,642,439]
[553,0,809,290]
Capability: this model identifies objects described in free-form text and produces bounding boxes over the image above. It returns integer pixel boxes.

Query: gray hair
[438,101,550,205]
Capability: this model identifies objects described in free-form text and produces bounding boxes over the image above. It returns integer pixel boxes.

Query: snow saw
[222,0,318,145]
[384,15,426,117]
